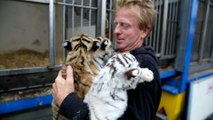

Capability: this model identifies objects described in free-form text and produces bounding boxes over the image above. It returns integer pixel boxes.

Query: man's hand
[52,65,75,106]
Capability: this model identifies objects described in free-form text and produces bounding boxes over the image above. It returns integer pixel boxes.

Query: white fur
[84,52,153,120]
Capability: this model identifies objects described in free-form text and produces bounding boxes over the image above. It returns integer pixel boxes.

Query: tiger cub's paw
[140,68,154,82]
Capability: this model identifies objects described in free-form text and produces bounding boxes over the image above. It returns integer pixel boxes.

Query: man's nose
[114,25,121,34]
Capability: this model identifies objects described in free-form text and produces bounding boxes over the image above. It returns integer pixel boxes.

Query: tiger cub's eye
[101,40,108,50]
[91,41,101,51]
[63,40,72,51]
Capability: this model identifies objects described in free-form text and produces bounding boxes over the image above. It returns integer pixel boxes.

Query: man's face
[114,7,145,52]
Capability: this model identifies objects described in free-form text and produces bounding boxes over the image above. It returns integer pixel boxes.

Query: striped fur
[84,52,154,120]
[52,34,114,120]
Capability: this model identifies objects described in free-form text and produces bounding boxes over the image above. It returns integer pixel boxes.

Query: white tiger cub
[84,52,154,120]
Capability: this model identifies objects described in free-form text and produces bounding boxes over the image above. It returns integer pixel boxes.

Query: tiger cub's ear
[63,40,72,51]
[125,68,139,80]
[91,41,101,51]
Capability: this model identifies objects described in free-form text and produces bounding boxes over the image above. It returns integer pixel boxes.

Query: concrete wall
[0,1,49,53]
[0,0,97,55]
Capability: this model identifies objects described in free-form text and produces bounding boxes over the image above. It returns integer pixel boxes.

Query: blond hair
[116,0,157,30]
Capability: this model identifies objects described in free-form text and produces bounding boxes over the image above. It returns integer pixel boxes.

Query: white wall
[187,75,213,120]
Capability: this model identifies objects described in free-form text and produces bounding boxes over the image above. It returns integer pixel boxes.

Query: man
[52,0,162,119]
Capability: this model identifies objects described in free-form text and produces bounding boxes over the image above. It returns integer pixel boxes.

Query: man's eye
[121,23,129,29]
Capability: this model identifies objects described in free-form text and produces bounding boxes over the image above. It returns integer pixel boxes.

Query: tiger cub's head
[63,34,113,56]
[63,34,114,67]
[61,34,114,99]
[64,34,101,52]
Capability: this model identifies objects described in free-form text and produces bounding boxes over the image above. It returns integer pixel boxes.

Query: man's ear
[140,27,151,39]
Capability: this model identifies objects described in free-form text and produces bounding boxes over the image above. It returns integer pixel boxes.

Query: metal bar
[155,0,163,6]
[156,0,161,53]
[0,83,52,93]
[0,65,61,76]
[160,0,169,56]
[49,0,56,65]
[170,1,176,55]
[211,42,213,62]
[180,0,199,93]
[149,30,153,46]
[190,62,213,73]
[160,70,178,79]
[23,0,49,4]
[108,0,113,39]
[166,2,172,55]
[172,1,179,54]
[170,1,175,55]
[96,0,106,36]
[152,0,158,51]
[88,0,92,35]
[0,95,53,115]
[169,3,173,55]
[188,71,213,82]
[162,79,179,94]
[170,2,176,55]
[62,0,67,61]
[199,0,210,62]
[174,0,192,72]
[57,2,97,10]
[152,0,156,49]
[159,55,176,60]
[80,0,84,32]
[71,0,75,37]
[200,58,213,62]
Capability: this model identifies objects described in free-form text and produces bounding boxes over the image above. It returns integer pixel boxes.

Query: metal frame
[0,0,181,98]
[56,0,101,37]
[162,0,199,93]
[147,0,180,60]
[188,0,213,73]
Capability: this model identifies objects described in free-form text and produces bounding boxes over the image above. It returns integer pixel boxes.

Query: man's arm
[58,92,89,119]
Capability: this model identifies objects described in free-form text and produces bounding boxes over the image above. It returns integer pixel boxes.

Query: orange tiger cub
[52,34,114,120]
